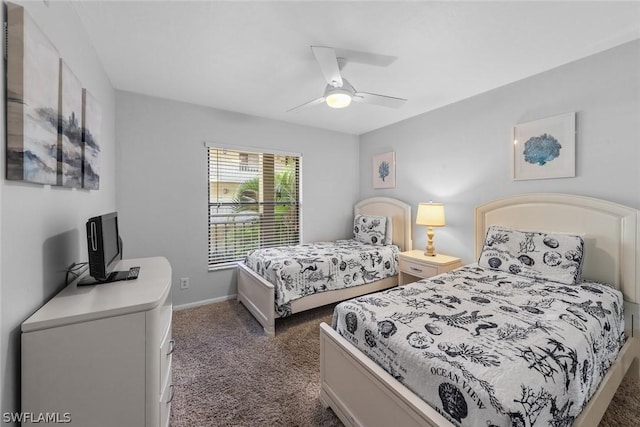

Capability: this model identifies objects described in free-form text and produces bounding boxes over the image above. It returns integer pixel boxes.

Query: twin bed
[237,197,412,336]
[236,193,640,426]
[320,193,640,427]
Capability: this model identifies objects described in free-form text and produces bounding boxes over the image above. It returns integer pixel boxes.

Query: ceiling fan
[287,46,408,112]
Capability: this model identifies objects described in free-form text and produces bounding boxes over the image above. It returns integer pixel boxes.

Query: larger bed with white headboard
[238,197,412,336]
[320,193,640,427]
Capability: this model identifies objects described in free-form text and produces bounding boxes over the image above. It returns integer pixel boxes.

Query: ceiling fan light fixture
[326,91,352,108]
[287,48,407,113]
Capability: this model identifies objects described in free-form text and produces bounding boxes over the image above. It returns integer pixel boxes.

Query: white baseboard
[173,294,237,311]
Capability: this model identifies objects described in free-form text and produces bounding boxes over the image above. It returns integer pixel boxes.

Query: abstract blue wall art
[373,151,396,189]
[512,113,576,181]
[378,161,390,182]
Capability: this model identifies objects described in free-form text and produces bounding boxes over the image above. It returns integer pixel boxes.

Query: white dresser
[21,257,173,427]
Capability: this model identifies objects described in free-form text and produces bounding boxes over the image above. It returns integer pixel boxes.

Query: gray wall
[0,1,116,420]
[114,92,360,307]
[359,40,640,265]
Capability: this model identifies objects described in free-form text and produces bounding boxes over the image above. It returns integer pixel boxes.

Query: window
[207,146,301,268]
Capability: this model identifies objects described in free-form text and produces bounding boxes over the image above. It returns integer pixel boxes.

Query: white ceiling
[72,1,640,135]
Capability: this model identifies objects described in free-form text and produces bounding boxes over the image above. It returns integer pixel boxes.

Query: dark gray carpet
[170,300,639,427]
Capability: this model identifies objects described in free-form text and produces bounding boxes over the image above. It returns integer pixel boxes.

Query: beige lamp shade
[416,202,445,256]
[416,203,446,227]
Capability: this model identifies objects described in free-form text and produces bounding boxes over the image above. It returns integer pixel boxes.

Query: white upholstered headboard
[475,193,639,309]
[355,197,412,252]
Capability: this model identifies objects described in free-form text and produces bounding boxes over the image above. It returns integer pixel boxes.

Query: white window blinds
[207,146,301,268]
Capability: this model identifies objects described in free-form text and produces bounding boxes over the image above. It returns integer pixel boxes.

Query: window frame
[206,142,302,270]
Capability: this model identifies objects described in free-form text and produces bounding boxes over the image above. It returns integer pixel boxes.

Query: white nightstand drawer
[400,259,437,278]
[398,250,462,286]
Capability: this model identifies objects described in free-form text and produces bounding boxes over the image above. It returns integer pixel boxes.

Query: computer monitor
[86,211,122,281]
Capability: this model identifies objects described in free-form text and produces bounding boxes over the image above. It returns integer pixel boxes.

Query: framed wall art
[6,2,101,191]
[372,151,396,189]
[58,60,83,188]
[82,89,102,190]
[512,112,576,181]
[6,2,60,184]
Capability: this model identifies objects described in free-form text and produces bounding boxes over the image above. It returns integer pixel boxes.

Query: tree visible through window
[207,147,301,268]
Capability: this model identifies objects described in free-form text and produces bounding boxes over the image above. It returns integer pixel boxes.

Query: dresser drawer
[160,319,173,393]
[159,367,173,427]
[399,258,437,279]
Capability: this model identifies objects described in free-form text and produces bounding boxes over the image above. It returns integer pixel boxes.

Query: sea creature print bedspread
[245,239,399,317]
[332,264,625,427]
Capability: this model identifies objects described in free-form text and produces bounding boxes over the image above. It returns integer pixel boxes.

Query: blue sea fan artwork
[523,133,562,166]
[378,161,390,182]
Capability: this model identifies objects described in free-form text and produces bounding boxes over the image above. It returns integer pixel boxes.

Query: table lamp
[416,202,446,256]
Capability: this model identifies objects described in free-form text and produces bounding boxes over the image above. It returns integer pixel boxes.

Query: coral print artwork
[373,151,396,189]
[512,112,575,181]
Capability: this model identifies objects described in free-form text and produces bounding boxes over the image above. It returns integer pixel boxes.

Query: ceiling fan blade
[334,48,397,67]
[311,46,343,87]
[286,97,325,112]
[353,92,407,109]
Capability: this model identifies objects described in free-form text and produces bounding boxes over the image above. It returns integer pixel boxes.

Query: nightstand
[398,250,462,285]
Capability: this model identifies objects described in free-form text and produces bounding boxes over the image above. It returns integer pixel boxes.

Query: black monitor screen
[102,214,120,268]
[87,212,122,280]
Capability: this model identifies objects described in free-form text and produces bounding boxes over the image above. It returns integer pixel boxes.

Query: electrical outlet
[180,277,189,289]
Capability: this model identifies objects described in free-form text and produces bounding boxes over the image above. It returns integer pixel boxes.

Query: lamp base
[425,227,437,256]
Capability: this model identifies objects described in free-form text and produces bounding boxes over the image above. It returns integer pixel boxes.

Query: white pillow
[353,214,391,245]
[478,225,584,285]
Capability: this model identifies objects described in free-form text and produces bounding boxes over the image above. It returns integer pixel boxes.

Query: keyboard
[106,267,140,282]
[78,267,141,286]
[126,266,140,280]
